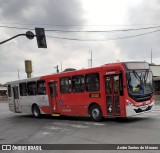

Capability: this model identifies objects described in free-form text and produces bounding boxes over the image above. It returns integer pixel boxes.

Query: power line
[46,29,160,41]
[110,29,160,40]
[0,24,160,43]
[0,22,160,27]
[0,25,33,31]
[45,25,160,33]
[1,25,160,33]
[0,69,25,73]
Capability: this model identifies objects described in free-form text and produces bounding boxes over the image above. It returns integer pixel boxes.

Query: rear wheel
[89,104,102,122]
[32,105,41,118]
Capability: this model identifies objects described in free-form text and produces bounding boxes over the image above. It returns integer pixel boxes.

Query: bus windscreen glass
[127,71,153,96]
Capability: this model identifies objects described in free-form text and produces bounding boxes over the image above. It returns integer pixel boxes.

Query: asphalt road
[0,102,160,153]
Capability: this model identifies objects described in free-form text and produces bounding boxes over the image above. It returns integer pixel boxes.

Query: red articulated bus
[7,62,154,121]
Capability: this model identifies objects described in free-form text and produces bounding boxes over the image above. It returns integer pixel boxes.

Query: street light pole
[0,31,35,45]
[0,29,47,48]
[0,34,26,45]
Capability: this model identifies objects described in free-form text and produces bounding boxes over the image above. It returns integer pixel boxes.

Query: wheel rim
[33,107,39,117]
[92,108,100,119]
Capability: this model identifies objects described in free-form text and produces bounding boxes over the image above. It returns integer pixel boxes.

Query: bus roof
[7,61,149,84]
[7,77,39,85]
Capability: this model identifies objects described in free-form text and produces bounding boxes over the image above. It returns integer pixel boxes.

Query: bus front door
[12,86,20,113]
[48,82,58,113]
[105,75,121,117]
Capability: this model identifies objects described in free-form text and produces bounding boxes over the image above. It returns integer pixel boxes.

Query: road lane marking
[84,122,106,126]
[50,126,71,130]
[42,132,49,135]
[69,124,88,128]
[45,126,71,132]
[49,122,89,128]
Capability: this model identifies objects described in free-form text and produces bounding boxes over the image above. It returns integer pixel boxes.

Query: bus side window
[60,77,72,93]
[8,85,12,97]
[13,86,19,99]
[85,73,100,92]
[119,72,124,96]
[114,75,119,94]
[37,80,46,95]
[105,76,112,94]
[72,75,85,93]
[19,83,27,96]
[27,81,37,96]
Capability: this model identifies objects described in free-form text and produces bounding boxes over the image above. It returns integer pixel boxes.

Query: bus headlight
[126,99,134,106]
[151,100,155,105]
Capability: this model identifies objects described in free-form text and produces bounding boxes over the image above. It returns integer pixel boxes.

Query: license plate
[140,105,147,110]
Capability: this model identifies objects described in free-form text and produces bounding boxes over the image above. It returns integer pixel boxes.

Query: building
[150,65,160,102]
[150,65,160,94]
[0,86,7,100]
[0,86,7,96]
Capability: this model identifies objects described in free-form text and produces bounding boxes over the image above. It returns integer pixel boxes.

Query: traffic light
[35,28,47,48]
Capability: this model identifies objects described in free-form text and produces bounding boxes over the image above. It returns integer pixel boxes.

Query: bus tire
[32,105,41,118]
[89,104,102,122]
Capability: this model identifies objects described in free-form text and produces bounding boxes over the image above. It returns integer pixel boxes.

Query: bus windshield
[127,71,153,96]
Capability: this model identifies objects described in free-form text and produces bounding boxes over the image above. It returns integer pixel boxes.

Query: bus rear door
[48,81,58,114]
[105,74,121,117]
[12,86,20,113]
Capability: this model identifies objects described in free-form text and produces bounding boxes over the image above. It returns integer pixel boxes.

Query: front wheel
[32,105,41,118]
[89,104,102,122]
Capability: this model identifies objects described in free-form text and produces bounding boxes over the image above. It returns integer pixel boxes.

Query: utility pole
[60,61,63,72]
[151,48,152,64]
[18,69,20,80]
[90,50,92,67]
[88,50,93,68]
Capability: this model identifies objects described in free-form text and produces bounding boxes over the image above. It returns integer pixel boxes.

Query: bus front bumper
[126,101,154,117]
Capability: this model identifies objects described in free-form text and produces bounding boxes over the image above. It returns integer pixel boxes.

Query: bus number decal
[62,109,71,112]
[89,93,101,98]
[106,71,115,75]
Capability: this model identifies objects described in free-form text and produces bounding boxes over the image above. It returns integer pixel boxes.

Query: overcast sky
[0,0,160,84]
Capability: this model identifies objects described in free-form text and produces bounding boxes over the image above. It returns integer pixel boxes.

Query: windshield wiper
[133,71,142,84]
[143,70,149,84]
